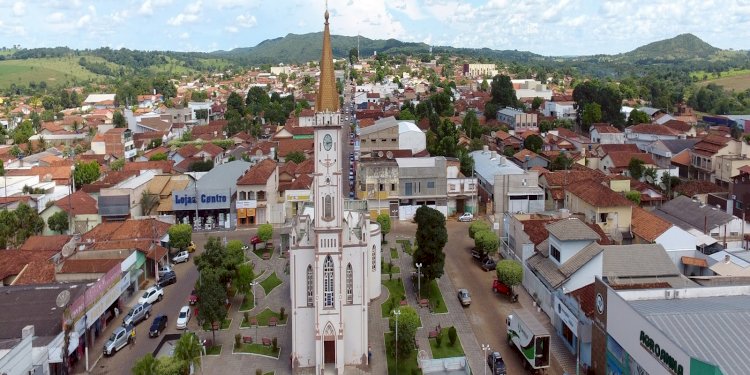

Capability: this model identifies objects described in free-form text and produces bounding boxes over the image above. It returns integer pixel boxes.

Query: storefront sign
[554,297,579,333]
[640,330,684,375]
[236,200,257,209]
[69,263,122,321]
[285,190,311,202]
[173,188,231,210]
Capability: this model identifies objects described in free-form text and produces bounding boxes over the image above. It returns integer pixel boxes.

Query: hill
[617,33,721,62]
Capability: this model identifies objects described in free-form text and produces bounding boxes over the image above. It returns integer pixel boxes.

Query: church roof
[315,10,339,113]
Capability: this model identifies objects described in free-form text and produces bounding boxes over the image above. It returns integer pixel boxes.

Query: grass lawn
[381,263,401,275]
[420,279,448,314]
[241,308,288,327]
[397,239,414,256]
[202,318,232,331]
[239,292,255,311]
[384,332,422,375]
[253,245,271,259]
[260,272,283,294]
[381,279,406,317]
[0,56,106,88]
[429,328,465,359]
[205,345,222,355]
[234,342,281,358]
[390,247,399,259]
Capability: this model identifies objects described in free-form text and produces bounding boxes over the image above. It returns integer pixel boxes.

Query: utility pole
[415,263,422,299]
[392,308,401,373]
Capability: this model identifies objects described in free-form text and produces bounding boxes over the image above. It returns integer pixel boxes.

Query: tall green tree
[376,213,391,243]
[628,158,645,180]
[531,97,543,111]
[388,307,420,358]
[224,240,245,271]
[234,263,255,296]
[469,221,490,239]
[573,80,623,129]
[490,74,517,108]
[109,158,125,171]
[173,332,203,374]
[627,109,651,125]
[196,268,227,344]
[73,161,101,188]
[496,260,523,289]
[132,353,158,375]
[113,111,127,128]
[413,206,447,281]
[457,149,475,178]
[581,102,602,128]
[462,111,482,139]
[474,230,499,257]
[257,223,273,243]
[48,211,70,234]
[524,134,543,153]
[549,153,574,171]
[168,224,193,251]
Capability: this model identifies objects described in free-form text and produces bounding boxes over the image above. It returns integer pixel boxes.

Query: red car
[250,236,262,245]
[189,289,198,305]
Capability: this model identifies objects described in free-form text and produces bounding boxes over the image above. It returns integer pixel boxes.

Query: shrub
[234,333,241,349]
[272,337,278,352]
[435,331,443,347]
[256,370,262,375]
[244,311,249,323]
[280,307,286,321]
[448,326,457,346]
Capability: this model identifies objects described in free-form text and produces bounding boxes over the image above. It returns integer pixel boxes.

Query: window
[379,183,384,191]
[346,264,353,304]
[405,182,413,196]
[599,213,608,223]
[427,181,435,189]
[257,191,266,201]
[323,256,334,308]
[550,245,561,262]
[372,245,377,271]
[391,183,396,191]
[239,191,246,200]
[323,195,333,220]
[306,265,314,307]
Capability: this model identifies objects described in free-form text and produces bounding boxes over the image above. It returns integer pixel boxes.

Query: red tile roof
[55,190,98,215]
[82,218,170,250]
[122,160,174,173]
[0,250,56,281]
[237,159,277,185]
[605,152,656,168]
[591,123,621,134]
[11,260,56,285]
[566,180,634,207]
[60,258,121,274]
[662,120,692,133]
[568,283,595,317]
[674,180,727,197]
[631,206,672,242]
[277,138,314,157]
[20,235,72,251]
[627,124,680,136]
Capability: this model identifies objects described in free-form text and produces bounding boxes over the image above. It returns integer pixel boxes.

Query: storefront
[282,190,311,218]
[592,278,729,375]
[173,188,234,230]
[236,199,257,225]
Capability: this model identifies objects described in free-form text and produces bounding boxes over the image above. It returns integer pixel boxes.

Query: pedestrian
[368,345,372,366]
[114,307,119,317]
[130,328,136,347]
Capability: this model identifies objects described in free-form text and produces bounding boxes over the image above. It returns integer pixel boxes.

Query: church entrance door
[324,340,335,363]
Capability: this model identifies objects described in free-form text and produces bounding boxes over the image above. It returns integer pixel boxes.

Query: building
[591,278,750,375]
[543,100,576,120]
[172,161,252,230]
[358,116,426,156]
[289,11,380,373]
[496,107,538,131]
[91,128,136,160]
[654,195,744,249]
[463,63,497,78]
[589,124,624,145]
[236,159,284,225]
[565,180,633,239]
[511,79,553,100]
[471,147,544,218]
[40,190,100,235]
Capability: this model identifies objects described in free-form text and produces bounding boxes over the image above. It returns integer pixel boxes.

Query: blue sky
[1,0,749,56]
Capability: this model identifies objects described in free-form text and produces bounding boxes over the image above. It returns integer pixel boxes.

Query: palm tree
[173,332,202,374]
[132,353,158,375]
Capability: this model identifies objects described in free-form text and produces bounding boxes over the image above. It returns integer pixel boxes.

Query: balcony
[124,148,137,159]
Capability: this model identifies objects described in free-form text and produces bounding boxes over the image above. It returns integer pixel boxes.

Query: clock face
[323,134,333,151]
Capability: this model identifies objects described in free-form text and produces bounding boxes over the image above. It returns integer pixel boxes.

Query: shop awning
[681,256,708,268]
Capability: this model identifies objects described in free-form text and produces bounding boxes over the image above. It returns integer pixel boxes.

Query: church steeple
[316,7,339,113]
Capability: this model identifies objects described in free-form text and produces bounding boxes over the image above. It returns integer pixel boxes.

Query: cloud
[225,26,239,33]
[236,14,257,28]
[179,32,190,39]
[12,2,25,16]
[167,1,202,26]
[46,12,65,23]
[76,14,91,28]
[139,0,173,15]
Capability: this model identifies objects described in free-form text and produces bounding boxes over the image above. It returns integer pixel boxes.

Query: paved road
[84,229,261,375]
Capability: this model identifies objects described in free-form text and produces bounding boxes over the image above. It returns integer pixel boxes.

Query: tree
[474,230,499,257]
[581,102,602,128]
[140,191,159,216]
[549,153,574,171]
[0,210,19,249]
[73,161,101,188]
[626,190,641,205]
[110,158,125,171]
[257,223,273,244]
[14,203,44,246]
[388,306,420,358]
[468,221,490,239]
[173,332,203,374]
[627,109,651,125]
[286,151,306,164]
[377,213,391,243]
[643,167,658,183]
[48,211,69,234]
[524,134,543,153]
[168,224,193,251]
[196,268,227,344]
[413,206,447,281]
[457,149,474,178]
[113,111,126,128]
[12,120,33,144]
[348,47,358,64]
[235,263,255,296]
[149,152,167,161]
[490,74,517,108]
[132,353,158,375]
[154,356,186,375]
[573,80,623,130]
[189,160,214,172]
[531,97,543,111]
[462,111,482,139]
[660,172,680,196]
[224,240,245,272]
[496,260,522,289]
[628,158,645,180]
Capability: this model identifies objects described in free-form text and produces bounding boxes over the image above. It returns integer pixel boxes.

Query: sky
[1,0,749,56]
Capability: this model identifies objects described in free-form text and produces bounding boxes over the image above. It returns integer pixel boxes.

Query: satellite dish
[62,241,76,258]
[56,290,71,308]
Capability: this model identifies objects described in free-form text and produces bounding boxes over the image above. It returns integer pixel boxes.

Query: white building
[511,79,552,100]
[289,11,381,374]
[543,101,576,120]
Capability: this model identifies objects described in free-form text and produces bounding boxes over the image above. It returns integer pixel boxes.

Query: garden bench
[399,299,407,306]
[250,318,258,326]
[269,317,278,326]
[419,299,429,308]
[262,337,272,346]
[242,336,253,344]
[262,252,271,260]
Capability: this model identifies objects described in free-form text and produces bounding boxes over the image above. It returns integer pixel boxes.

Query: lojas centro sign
[173,189,231,210]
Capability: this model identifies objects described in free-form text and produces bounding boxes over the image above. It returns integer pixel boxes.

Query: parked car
[157,265,173,277]
[481,258,497,271]
[149,315,168,338]
[492,279,518,302]
[487,352,507,375]
[186,241,196,253]
[103,324,133,356]
[123,303,151,326]
[189,289,199,305]
[157,271,177,288]
[471,249,486,261]
[458,212,474,222]
[176,305,191,329]
[172,251,189,264]
[138,285,164,305]
[457,289,472,306]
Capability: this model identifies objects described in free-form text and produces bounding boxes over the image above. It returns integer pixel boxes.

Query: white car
[172,251,189,264]
[138,285,164,305]
[458,213,474,222]
[176,305,191,330]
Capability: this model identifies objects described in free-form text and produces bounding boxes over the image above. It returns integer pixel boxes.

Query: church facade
[288,9,382,374]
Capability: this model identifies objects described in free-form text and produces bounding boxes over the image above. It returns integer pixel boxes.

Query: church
[288,8,382,374]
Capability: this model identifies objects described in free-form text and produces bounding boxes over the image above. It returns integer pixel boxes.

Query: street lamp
[482,344,491,375]
[415,263,422,299]
[392,308,401,373]
[250,281,259,339]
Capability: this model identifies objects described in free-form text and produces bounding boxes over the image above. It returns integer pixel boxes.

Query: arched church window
[371,245,376,271]
[346,263,353,304]
[306,265,314,307]
[323,256,334,307]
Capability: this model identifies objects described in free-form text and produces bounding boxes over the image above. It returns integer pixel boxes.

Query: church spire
[316,6,339,113]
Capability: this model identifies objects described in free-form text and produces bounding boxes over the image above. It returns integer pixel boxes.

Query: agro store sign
[640,330,684,375]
